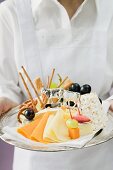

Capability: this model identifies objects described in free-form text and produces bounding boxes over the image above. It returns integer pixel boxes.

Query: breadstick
[57,73,62,83]
[48,68,55,88]
[47,76,50,88]
[41,93,48,108]
[63,82,73,90]
[19,72,36,110]
[21,66,43,106]
[57,76,68,88]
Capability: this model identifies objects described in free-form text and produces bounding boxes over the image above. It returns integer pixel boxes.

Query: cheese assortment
[17,67,107,144]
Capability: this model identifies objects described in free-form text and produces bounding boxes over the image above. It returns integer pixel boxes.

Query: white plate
[0,107,113,152]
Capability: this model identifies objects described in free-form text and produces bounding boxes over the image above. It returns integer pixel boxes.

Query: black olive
[80,84,91,95]
[24,108,35,121]
[69,83,81,93]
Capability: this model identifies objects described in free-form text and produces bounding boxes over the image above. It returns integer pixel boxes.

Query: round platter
[0,107,113,152]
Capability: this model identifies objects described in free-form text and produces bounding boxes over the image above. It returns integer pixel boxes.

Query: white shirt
[0,0,113,170]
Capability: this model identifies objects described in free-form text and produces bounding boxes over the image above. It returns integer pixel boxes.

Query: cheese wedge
[17,114,43,139]
[31,111,52,142]
[43,114,59,143]
[43,110,70,142]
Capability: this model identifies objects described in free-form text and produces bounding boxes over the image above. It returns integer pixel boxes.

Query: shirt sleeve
[0,4,23,104]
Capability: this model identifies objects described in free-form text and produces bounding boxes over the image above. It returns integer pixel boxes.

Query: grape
[80,84,91,95]
[69,83,80,93]
[66,119,78,128]
[50,82,57,89]
[24,109,35,121]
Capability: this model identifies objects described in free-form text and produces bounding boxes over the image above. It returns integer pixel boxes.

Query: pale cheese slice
[43,110,70,142]
[43,114,59,143]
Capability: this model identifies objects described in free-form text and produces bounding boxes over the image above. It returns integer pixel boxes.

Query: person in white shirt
[0,0,113,170]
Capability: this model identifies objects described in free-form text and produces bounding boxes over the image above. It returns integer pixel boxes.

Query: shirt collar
[31,0,97,29]
[31,0,97,16]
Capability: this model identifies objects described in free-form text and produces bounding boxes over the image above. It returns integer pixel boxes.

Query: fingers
[109,105,113,112]
[0,97,18,116]
[0,103,5,116]
[108,100,113,112]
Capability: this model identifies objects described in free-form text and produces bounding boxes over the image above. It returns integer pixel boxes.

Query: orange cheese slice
[31,111,52,142]
[17,114,43,139]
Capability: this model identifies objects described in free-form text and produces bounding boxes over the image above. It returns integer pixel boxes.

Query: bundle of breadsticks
[18,67,73,123]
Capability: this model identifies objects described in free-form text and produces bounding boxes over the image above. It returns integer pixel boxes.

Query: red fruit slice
[73,115,91,123]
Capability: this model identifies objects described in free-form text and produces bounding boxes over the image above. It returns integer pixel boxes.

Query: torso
[1,0,113,98]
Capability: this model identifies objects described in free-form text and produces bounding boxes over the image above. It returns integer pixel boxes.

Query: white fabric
[0,0,113,169]
[2,126,99,148]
